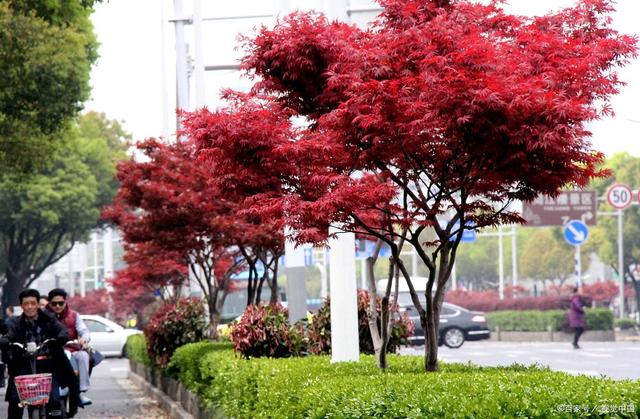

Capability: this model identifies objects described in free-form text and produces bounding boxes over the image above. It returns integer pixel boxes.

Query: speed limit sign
[607,183,633,209]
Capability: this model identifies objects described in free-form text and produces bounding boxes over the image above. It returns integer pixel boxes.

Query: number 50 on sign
[607,184,632,209]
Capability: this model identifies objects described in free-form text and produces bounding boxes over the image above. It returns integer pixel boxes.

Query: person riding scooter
[0,289,77,419]
[46,289,93,407]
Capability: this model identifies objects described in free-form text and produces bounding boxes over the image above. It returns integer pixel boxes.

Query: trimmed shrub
[144,298,208,367]
[584,308,614,331]
[230,303,305,358]
[168,343,640,418]
[486,308,613,332]
[308,290,413,355]
[125,334,151,366]
[166,340,233,393]
[615,318,639,330]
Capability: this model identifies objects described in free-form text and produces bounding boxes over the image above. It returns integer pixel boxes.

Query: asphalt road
[0,357,168,419]
[401,341,640,380]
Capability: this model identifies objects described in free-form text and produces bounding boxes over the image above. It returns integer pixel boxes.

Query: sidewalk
[0,358,168,419]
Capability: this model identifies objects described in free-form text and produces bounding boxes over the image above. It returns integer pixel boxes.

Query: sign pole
[618,209,625,318]
[564,220,588,290]
[498,226,504,299]
[575,244,581,288]
[511,226,518,287]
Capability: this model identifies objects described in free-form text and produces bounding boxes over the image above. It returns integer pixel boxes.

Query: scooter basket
[14,373,52,406]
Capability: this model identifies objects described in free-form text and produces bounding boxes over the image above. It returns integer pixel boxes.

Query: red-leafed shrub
[446,290,500,312]
[67,289,110,316]
[546,284,576,295]
[445,290,592,312]
[307,290,414,355]
[504,285,529,299]
[231,303,305,359]
[144,298,207,367]
[582,281,619,304]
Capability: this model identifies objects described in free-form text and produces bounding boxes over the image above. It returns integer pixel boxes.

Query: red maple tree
[104,138,251,335]
[108,241,187,323]
[213,0,635,371]
[180,97,288,305]
[67,288,110,317]
[582,280,619,305]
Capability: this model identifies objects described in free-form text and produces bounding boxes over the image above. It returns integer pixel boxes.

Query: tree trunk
[423,307,440,372]
[623,266,640,316]
[208,287,221,339]
[2,269,25,308]
[380,258,399,365]
[269,257,279,305]
[379,295,389,369]
[365,240,386,369]
[255,271,268,305]
[246,263,257,307]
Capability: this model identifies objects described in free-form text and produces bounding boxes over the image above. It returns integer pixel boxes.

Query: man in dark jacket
[0,289,78,418]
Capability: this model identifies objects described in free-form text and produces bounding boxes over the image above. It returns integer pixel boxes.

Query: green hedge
[486,309,613,332]
[126,334,152,366]
[615,318,638,330]
[168,342,640,418]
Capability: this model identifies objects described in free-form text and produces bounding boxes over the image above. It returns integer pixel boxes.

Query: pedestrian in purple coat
[568,287,586,349]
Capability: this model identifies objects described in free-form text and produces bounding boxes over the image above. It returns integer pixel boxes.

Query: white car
[80,315,141,357]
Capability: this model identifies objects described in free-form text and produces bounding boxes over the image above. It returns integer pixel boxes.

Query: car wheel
[442,327,465,349]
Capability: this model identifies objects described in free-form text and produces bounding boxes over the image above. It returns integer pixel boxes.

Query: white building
[32,228,124,296]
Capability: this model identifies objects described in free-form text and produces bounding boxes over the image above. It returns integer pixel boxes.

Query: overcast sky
[86,0,640,156]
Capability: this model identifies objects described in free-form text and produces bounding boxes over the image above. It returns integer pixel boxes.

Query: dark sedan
[398,295,490,348]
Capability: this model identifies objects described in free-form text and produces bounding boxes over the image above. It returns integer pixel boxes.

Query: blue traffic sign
[564,220,588,245]
[449,221,477,243]
[303,248,313,266]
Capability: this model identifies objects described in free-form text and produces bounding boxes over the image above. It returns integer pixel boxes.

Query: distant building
[32,228,124,296]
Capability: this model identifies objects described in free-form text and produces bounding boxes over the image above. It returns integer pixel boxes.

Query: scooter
[60,339,88,418]
[10,338,58,419]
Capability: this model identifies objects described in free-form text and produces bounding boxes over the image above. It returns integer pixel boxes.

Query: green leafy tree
[587,153,640,314]
[455,238,499,291]
[520,228,576,293]
[0,113,128,305]
[0,1,98,173]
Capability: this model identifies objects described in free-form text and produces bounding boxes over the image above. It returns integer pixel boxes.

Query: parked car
[80,314,141,357]
[400,298,491,348]
[378,278,490,348]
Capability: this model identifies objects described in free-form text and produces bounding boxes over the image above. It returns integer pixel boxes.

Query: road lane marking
[579,353,614,358]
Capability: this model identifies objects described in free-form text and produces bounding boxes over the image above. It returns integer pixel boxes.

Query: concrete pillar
[285,233,307,323]
[328,228,359,362]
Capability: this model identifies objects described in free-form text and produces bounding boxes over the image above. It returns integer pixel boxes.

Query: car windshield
[396,292,425,307]
[395,292,465,313]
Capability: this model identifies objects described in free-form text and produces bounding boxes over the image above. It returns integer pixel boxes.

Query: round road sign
[564,220,589,246]
[607,183,633,209]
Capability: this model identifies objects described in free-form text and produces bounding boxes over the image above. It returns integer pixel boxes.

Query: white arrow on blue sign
[449,221,477,243]
[564,220,588,246]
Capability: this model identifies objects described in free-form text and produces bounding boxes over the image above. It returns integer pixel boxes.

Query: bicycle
[10,338,58,419]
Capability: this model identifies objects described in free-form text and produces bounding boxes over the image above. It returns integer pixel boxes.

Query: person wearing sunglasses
[47,288,92,407]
